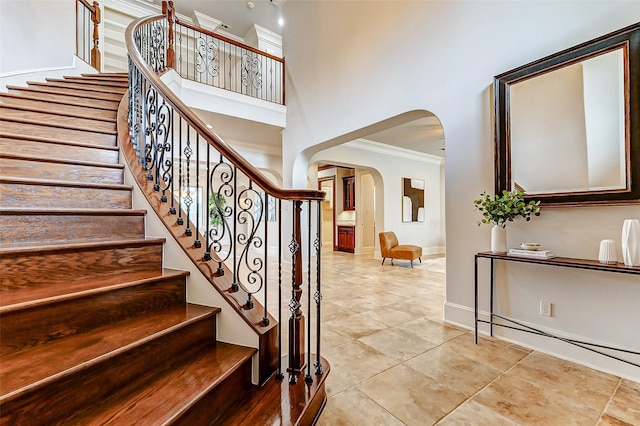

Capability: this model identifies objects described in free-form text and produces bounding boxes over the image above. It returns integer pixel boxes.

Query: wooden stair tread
[0,114,117,135]
[66,342,255,425]
[0,237,166,256]
[0,304,220,400]
[0,121,116,147]
[62,76,129,86]
[46,78,129,90]
[213,356,331,426]
[6,85,123,102]
[0,92,120,112]
[0,133,119,152]
[25,81,126,97]
[0,207,144,216]
[0,152,123,170]
[0,107,117,132]
[81,73,128,78]
[0,176,132,190]
[0,268,187,310]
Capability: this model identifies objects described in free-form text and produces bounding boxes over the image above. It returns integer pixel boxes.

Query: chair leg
[410,260,413,268]
[381,258,386,266]
[391,259,394,266]
[418,257,422,263]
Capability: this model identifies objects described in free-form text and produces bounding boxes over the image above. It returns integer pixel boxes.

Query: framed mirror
[494,22,639,206]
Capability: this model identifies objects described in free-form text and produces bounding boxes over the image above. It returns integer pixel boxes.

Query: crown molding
[103,0,192,24]
[345,139,444,165]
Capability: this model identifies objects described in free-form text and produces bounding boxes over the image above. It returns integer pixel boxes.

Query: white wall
[281,1,640,380]
[0,0,75,74]
[310,141,445,255]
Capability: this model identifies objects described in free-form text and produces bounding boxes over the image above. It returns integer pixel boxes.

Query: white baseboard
[0,56,96,91]
[443,301,640,382]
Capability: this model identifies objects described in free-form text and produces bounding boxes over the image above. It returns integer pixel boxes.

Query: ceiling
[149,0,285,37]
[161,1,446,159]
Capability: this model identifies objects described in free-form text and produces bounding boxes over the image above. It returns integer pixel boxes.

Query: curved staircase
[0,74,256,424]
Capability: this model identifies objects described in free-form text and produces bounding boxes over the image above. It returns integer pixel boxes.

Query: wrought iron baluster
[194,133,201,248]
[305,201,313,383]
[262,192,269,326]
[183,125,193,237]
[231,167,239,292]
[168,109,176,214]
[277,199,284,380]
[156,97,172,203]
[208,154,234,276]
[236,181,265,309]
[176,116,184,225]
[314,200,323,376]
[204,144,211,260]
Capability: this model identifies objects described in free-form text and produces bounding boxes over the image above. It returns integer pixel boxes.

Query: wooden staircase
[0,74,257,424]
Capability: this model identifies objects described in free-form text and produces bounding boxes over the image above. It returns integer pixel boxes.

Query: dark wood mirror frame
[494,22,640,206]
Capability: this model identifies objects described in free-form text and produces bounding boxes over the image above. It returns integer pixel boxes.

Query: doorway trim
[318,176,337,251]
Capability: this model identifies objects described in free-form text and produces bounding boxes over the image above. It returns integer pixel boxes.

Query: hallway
[316,252,639,425]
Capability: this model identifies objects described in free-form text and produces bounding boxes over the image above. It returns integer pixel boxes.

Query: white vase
[598,239,617,264]
[621,219,640,267]
[491,225,507,253]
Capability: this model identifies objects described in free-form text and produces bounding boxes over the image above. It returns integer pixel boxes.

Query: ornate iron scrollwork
[196,36,219,78]
[236,183,265,308]
[208,157,234,276]
[242,53,262,90]
[149,21,166,72]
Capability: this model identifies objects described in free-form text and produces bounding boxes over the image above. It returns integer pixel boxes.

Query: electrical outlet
[540,301,552,317]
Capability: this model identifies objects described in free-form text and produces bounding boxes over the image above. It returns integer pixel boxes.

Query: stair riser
[0,318,217,425]
[40,82,127,95]
[0,213,144,246]
[0,243,163,290]
[0,139,119,164]
[0,96,117,121]
[1,277,187,356]
[0,157,123,184]
[24,84,124,101]
[6,89,120,110]
[0,183,132,209]
[0,108,117,134]
[0,121,116,147]
[61,77,130,88]
[175,360,252,426]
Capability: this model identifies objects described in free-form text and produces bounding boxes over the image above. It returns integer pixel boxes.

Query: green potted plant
[473,189,541,252]
[209,193,227,228]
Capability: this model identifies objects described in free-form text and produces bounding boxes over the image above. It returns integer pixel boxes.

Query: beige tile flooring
[315,251,640,426]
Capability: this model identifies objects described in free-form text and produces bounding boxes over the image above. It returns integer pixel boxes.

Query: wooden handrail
[78,0,95,13]
[174,18,285,64]
[126,15,323,202]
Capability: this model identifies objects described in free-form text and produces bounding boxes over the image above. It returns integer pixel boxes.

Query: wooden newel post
[288,200,305,381]
[90,1,101,71]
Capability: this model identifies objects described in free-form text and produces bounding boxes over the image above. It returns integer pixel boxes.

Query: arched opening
[302,110,446,259]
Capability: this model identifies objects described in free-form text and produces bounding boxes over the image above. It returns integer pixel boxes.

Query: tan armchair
[379,231,422,268]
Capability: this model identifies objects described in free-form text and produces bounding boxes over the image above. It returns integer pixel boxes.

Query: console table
[474,251,640,367]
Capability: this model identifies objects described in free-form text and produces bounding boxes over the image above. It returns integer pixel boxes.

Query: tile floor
[314,251,640,425]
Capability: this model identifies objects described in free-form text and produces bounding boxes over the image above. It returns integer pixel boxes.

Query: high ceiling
[159,0,445,159]
[149,0,285,37]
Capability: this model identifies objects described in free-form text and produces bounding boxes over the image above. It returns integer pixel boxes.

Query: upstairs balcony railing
[164,1,285,105]
[124,4,324,385]
[76,0,101,70]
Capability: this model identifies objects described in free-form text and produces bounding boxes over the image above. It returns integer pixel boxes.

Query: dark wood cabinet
[343,176,355,210]
[337,226,355,253]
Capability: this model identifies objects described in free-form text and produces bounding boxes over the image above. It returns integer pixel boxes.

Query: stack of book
[508,248,556,259]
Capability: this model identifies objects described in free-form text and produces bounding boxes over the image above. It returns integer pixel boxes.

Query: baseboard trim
[443,301,640,382]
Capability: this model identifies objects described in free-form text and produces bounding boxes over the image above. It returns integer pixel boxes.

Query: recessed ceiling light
[206,124,213,129]
[278,17,284,27]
